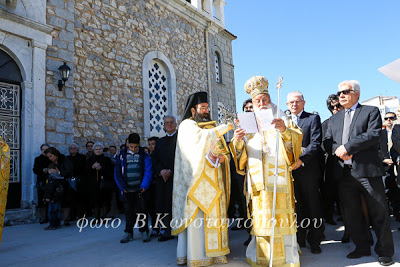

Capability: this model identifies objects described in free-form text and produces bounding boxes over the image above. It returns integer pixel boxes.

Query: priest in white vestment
[172,91,234,266]
[231,76,303,267]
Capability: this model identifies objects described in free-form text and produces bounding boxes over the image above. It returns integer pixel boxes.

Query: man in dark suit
[151,115,178,242]
[323,80,394,266]
[287,91,325,254]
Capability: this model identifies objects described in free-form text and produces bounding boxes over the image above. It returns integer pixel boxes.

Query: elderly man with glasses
[323,80,394,266]
[286,91,325,254]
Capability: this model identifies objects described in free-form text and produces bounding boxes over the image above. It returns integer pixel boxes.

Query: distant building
[361,95,399,118]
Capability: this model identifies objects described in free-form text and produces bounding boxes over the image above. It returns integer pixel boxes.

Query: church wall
[44,0,236,152]
[45,0,76,154]
[71,0,208,148]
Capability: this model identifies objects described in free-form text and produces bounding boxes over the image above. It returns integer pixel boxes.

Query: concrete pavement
[0,215,399,266]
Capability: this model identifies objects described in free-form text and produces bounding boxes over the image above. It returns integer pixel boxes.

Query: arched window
[215,52,221,83]
[143,51,177,138]
[148,60,168,136]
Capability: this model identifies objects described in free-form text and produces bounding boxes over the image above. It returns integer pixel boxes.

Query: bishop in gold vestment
[231,76,303,267]
[0,136,10,245]
[172,92,234,266]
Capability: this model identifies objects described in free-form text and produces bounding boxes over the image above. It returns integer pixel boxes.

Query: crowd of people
[32,77,400,266]
[33,117,178,243]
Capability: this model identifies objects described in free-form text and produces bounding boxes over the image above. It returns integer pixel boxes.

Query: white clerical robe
[172,119,231,266]
[231,117,303,267]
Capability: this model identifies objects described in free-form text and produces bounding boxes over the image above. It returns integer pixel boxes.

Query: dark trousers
[321,176,339,221]
[76,179,90,218]
[385,165,400,220]
[321,157,339,221]
[48,202,61,227]
[148,183,158,232]
[228,175,246,220]
[339,167,394,257]
[293,164,325,246]
[155,177,173,236]
[124,191,149,234]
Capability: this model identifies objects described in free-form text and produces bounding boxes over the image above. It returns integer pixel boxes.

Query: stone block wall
[44,0,236,151]
[46,0,75,154]
[72,0,208,147]
[211,31,236,112]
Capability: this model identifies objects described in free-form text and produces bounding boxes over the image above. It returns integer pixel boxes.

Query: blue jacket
[114,147,153,194]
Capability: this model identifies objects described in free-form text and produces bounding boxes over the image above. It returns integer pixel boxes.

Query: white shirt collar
[127,149,137,155]
[292,110,303,118]
[166,130,177,137]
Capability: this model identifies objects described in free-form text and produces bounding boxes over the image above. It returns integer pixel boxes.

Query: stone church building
[0,0,236,214]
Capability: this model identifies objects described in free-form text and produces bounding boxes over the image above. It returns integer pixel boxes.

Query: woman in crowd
[33,143,51,224]
[86,143,114,220]
[44,147,73,226]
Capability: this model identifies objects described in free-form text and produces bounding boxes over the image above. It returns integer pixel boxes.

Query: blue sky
[225,0,400,120]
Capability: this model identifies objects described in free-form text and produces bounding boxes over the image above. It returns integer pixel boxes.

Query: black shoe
[243,235,251,246]
[150,230,159,238]
[158,236,174,242]
[39,219,48,224]
[346,250,371,259]
[310,245,322,254]
[378,256,393,266]
[64,221,70,226]
[44,226,57,230]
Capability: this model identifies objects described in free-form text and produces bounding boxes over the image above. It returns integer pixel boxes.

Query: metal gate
[0,81,20,183]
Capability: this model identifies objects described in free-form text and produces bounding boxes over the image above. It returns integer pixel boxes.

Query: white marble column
[191,0,202,9]
[203,0,213,19]
[213,0,226,27]
[20,40,47,208]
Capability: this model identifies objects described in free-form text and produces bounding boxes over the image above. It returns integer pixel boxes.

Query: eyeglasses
[384,117,396,121]
[337,89,354,96]
[330,103,342,110]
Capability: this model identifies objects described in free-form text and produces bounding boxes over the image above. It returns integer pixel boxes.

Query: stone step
[4,208,35,226]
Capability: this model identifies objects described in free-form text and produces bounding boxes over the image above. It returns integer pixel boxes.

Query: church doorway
[0,49,23,209]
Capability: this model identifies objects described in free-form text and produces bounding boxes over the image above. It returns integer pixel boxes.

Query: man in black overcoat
[152,115,178,242]
[323,80,394,266]
[67,144,88,218]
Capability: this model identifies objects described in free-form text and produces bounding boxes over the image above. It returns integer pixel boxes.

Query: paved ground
[0,215,399,267]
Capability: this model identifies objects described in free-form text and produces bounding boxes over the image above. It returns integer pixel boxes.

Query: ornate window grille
[148,60,168,136]
[0,82,20,183]
[215,52,221,83]
[217,102,225,125]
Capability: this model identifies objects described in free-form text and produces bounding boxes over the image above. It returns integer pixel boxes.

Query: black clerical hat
[183,91,208,119]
